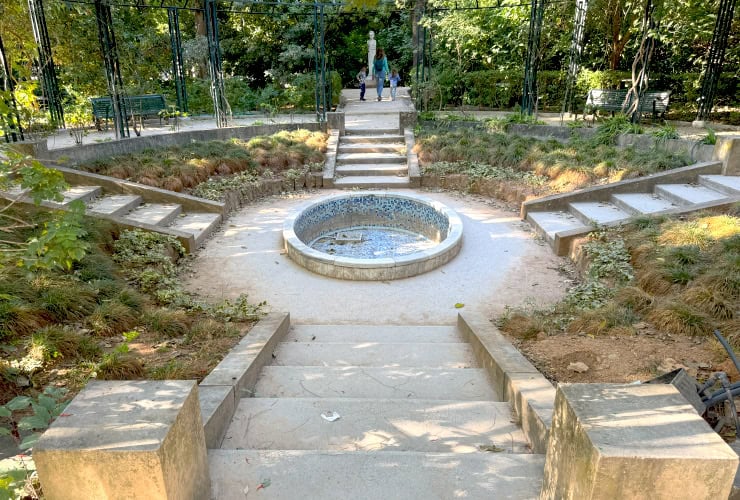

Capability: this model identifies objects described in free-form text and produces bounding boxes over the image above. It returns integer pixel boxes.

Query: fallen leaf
[454,303,465,309]
[479,444,505,453]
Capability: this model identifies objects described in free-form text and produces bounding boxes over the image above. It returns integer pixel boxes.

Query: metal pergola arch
[4,0,737,141]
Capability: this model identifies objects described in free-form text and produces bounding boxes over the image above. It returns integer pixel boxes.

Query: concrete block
[541,383,738,500]
[326,111,345,135]
[713,135,740,175]
[34,380,210,500]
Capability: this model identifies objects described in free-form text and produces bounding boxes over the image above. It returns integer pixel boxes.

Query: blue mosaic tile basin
[283,192,463,280]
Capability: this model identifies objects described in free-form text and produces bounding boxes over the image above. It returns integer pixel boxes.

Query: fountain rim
[282,191,463,280]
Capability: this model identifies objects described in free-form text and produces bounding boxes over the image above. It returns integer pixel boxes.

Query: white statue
[367,31,376,80]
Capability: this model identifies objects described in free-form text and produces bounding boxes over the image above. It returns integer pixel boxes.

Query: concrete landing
[654,183,729,204]
[333,176,411,188]
[254,366,499,400]
[335,164,408,176]
[222,397,528,453]
[526,210,587,242]
[209,449,545,499]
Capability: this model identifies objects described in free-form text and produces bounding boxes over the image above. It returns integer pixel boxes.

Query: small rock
[568,361,589,373]
[15,375,30,387]
[697,362,711,370]
[633,322,650,330]
[657,358,687,375]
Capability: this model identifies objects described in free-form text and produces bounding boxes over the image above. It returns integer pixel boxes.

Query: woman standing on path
[372,48,390,101]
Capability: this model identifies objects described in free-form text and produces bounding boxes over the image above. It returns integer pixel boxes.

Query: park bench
[582,89,671,121]
[90,94,167,130]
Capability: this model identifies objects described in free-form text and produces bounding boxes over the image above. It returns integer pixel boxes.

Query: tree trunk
[194,2,207,78]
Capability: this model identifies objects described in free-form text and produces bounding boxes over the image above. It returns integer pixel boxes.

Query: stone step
[610,193,680,214]
[525,210,589,243]
[336,152,405,165]
[698,174,740,195]
[254,366,498,400]
[333,176,411,189]
[337,143,405,154]
[50,185,102,207]
[168,212,221,248]
[654,183,730,205]
[221,398,528,453]
[568,201,632,225]
[345,128,400,136]
[210,450,545,499]
[272,342,476,368]
[340,134,405,144]
[285,324,462,343]
[86,194,142,216]
[335,164,408,176]
[125,202,182,226]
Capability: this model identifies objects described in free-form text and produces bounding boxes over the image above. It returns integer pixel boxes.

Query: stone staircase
[209,323,544,498]
[3,180,222,252]
[524,166,740,256]
[334,129,412,189]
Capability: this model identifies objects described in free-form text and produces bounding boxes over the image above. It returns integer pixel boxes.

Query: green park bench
[582,89,671,121]
[90,94,167,131]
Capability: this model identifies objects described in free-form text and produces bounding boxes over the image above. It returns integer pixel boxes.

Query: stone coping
[282,191,463,280]
[198,312,291,448]
[457,312,555,454]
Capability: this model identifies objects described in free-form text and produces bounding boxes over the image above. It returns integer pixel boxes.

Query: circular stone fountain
[283,192,463,280]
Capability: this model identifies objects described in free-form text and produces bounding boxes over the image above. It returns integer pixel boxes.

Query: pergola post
[522,0,546,115]
[94,0,129,139]
[560,0,588,122]
[168,7,188,113]
[28,0,64,128]
[625,0,659,123]
[695,0,737,123]
[204,0,229,127]
[0,34,25,142]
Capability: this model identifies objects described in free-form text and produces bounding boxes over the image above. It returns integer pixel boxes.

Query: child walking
[389,70,401,101]
[356,66,367,101]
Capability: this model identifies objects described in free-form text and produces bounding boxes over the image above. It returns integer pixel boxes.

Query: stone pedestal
[34,380,210,500]
[541,383,738,500]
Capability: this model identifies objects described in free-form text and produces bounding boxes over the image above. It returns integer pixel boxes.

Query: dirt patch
[508,329,733,384]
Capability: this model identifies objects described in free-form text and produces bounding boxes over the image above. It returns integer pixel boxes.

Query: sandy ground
[182,189,568,325]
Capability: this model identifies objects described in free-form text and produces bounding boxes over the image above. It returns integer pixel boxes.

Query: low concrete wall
[322,130,340,189]
[617,134,715,163]
[199,313,291,448]
[404,128,421,187]
[541,383,738,500]
[326,112,345,135]
[457,312,555,454]
[34,122,325,165]
[35,380,211,500]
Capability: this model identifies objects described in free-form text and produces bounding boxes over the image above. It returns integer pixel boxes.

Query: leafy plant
[651,124,679,140]
[701,128,717,145]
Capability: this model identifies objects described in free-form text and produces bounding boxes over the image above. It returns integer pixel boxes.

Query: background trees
[0,0,736,126]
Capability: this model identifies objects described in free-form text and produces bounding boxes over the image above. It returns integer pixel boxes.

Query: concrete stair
[334,129,410,189]
[211,323,542,498]
[524,171,740,255]
[2,181,222,251]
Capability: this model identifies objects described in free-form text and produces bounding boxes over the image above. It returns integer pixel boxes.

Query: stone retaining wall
[33,122,325,165]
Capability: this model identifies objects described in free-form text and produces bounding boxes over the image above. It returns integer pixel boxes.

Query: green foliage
[651,125,680,140]
[208,295,267,323]
[0,386,69,452]
[582,235,634,283]
[421,161,548,187]
[22,201,90,272]
[592,115,644,145]
[701,128,717,145]
[190,170,261,202]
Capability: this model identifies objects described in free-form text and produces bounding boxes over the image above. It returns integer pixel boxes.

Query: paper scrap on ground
[321,411,341,422]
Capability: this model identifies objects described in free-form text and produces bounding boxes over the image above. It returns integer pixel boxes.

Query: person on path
[357,66,367,101]
[372,48,390,101]
[389,70,401,101]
